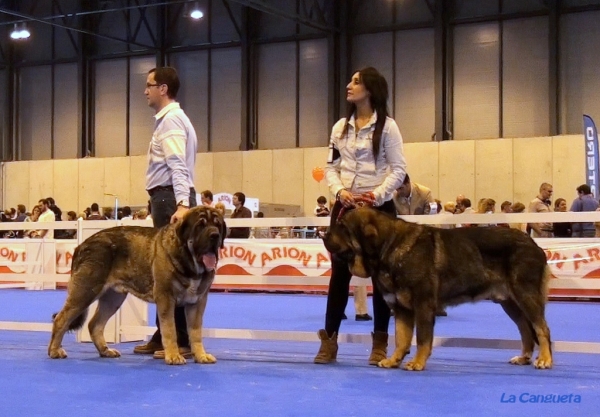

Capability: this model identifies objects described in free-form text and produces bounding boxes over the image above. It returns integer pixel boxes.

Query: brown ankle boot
[368,331,388,366]
[314,329,338,364]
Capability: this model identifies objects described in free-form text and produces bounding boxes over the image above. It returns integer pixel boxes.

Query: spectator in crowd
[553,198,572,238]
[214,202,226,217]
[251,211,270,239]
[201,190,214,207]
[314,196,331,217]
[229,192,252,239]
[500,201,513,213]
[509,202,528,233]
[528,183,554,238]
[34,198,55,239]
[570,184,598,237]
[86,203,105,220]
[63,211,78,239]
[442,201,457,214]
[121,206,133,220]
[393,174,435,216]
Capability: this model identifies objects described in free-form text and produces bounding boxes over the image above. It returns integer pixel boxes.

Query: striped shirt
[146,102,197,207]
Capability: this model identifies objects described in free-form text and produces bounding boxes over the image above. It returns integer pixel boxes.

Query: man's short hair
[122,206,132,216]
[91,203,99,212]
[461,198,471,208]
[17,204,26,214]
[539,182,552,192]
[234,192,246,206]
[317,196,327,204]
[149,67,180,99]
[501,201,512,211]
[39,198,50,207]
[577,184,592,195]
[201,190,213,201]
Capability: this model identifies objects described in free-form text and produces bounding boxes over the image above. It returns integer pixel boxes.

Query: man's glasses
[146,83,162,88]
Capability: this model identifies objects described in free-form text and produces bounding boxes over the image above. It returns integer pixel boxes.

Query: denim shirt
[324,112,407,206]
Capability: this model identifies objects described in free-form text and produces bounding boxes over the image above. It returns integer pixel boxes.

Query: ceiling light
[190,3,204,20]
[10,23,30,40]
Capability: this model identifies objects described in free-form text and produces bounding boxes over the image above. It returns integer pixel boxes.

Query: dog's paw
[533,356,552,369]
[402,360,425,371]
[100,348,121,358]
[165,354,187,365]
[377,358,399,368]
[509,355,532,365]
[48,348,67,359]
[195,353,217,364]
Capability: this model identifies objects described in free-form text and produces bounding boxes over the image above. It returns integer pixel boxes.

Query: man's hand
[170,206,189,224]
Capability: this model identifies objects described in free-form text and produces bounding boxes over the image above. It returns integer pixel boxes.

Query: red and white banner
[1,238,599,297]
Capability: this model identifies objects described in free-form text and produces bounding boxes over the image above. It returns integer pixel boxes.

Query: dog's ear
[176,207,201,242]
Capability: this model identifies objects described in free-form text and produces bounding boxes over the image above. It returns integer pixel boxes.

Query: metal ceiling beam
[226,0,336,32]
[0,6,155,49]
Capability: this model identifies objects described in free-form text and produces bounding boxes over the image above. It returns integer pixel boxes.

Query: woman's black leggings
[324,199,396,337]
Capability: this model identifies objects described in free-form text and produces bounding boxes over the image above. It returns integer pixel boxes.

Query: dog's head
[176,206,227,272]
[323,208,388,278]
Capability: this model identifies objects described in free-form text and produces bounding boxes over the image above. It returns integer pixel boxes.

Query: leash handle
[336,192,376,221]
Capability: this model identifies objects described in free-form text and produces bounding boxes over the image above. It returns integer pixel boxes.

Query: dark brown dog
[323,207,552,371]
[48,206,226,365]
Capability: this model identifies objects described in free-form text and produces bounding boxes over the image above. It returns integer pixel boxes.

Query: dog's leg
[88,289,127,358]
[186,295,216,364]
[48,281,102,359]
[379,307,413,369]
[48,305,87,359]
[500,299,534,365]
[516,297,552,369]
[404,303,434,371]
[156,294,186,365]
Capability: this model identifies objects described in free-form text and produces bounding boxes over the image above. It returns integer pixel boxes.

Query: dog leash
[336,192,376,221]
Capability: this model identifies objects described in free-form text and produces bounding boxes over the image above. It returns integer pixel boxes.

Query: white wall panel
[53,159,79,213]
[129,155,148,208]
[95,59,127,157]
[194,152,214,194]
[104,157,131,208]
[213,151,242,194]
[4,161,30,209]
[512,137,553,206]
[273,149,304,207]
[129,57,156,156]
[78,158,106,210]
[54,63,79,159]
[395,29,435,143]
[475,139,513,209]
[299,39,329,148]
[211,48,242,152]
[403,142,439,199]
[19,66,52,160]
[438,141,475,205]
[243,150,273,204]
[172,51,209,153]
[29,160,54,209]
[454,23,500,140]
[503,18,549,138]
[257,43,296,150]
[552,135,585,203]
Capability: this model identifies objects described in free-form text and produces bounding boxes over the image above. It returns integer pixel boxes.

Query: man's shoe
[355,314,373,321]
[342,313,347,320]
[153,347,193,360]
[435,309,448,317]
[133,340,163,355]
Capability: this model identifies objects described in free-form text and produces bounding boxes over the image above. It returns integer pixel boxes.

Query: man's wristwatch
[177,201,189,208]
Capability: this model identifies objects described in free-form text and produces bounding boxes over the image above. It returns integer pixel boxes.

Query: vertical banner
[584,115,600,197]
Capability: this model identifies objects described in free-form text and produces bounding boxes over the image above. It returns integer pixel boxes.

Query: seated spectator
[251,211,270,239]
[86,203,105,220]
[314,196,330,217]
[214,202,226,217]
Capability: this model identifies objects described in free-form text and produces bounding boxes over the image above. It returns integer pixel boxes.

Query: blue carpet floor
[0,289,598,417]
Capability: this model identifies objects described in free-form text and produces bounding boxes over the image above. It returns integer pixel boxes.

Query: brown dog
[48,206,226,365]
[323,207,552,371]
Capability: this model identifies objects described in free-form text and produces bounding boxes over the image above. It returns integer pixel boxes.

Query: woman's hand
[338,189,355,207]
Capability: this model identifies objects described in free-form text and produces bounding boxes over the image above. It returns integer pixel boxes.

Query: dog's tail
[52,309,88,331]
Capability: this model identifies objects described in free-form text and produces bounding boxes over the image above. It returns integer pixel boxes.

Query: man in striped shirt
[133,66,198,359]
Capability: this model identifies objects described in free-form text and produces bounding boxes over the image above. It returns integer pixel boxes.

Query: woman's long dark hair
[341,67,390,159]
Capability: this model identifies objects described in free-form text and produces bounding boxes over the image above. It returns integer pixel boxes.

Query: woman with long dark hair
[315,67,407,365]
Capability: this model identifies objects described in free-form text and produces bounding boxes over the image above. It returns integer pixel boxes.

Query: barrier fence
[0,212,599,354]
